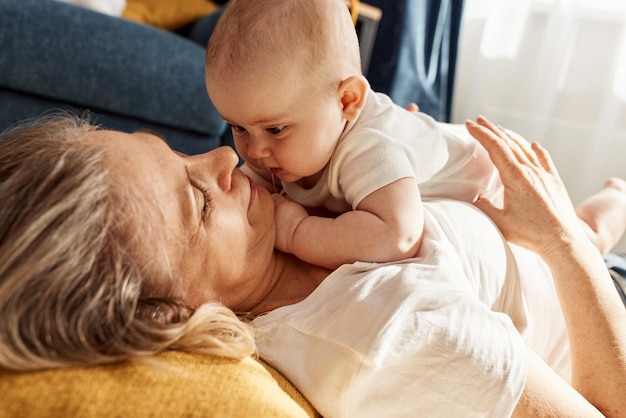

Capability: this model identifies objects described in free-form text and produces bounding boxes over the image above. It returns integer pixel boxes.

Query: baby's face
[207,64,348,186]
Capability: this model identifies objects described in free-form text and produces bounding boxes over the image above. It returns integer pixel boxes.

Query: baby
[205,0,623,269]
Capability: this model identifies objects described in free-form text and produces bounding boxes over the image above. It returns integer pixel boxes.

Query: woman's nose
[189,146,239,190]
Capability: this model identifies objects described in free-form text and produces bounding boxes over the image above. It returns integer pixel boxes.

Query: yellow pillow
[123,0,219,31]
[0,351,320,418]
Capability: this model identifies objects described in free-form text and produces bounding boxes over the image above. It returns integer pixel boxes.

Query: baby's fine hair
[206,0,362,88]
[0,114,255,371]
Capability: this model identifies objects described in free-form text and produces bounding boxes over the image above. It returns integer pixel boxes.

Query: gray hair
[0,114,255,371]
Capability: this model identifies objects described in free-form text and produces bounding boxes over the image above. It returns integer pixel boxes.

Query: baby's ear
[338,76,368,120]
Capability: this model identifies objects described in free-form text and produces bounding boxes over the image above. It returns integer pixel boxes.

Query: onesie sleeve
[329,128,447,209]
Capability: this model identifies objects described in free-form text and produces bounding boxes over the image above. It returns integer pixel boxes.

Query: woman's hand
[406,103,419,113]
[468,117,626,417]
[465,116,587,257]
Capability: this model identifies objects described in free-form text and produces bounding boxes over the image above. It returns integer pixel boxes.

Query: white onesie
[282,89,503,213]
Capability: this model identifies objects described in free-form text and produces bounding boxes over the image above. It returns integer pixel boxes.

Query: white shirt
[282,90,503,212]
[253,200,570,417]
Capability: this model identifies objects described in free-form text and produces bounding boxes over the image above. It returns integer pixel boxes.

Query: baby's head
[206,0,368,184]
[206,0,362,91]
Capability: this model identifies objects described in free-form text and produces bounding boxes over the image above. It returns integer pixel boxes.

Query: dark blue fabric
[365,0,465,122]
[0,89,232,155]
[0,0,228,154]
[183,6,225,47]
[605,253,626,306]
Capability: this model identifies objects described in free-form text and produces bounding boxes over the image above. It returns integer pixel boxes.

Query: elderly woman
[0,114,625,417]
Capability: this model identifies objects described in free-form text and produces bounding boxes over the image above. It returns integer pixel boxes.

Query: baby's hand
[271,194,308,254]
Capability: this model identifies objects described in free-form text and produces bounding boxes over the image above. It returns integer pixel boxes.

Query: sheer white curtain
[453,0,626,251]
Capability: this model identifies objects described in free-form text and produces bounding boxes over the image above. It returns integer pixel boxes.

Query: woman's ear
[338,75,368,120]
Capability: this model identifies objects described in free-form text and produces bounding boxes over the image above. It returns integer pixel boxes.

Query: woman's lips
[247,175,256,209]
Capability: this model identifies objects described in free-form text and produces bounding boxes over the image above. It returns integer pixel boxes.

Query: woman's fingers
[467,117,549,186]
[475,116,539,167]
[465,119,520,179]
[531,141,558,174]
[499,125,545,168]
[405,103,419,113]
[466,115,584,254]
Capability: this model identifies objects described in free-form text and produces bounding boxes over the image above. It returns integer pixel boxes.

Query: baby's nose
[247,136,271,159]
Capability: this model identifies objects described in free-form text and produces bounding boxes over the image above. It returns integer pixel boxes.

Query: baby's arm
[273,177,424,270]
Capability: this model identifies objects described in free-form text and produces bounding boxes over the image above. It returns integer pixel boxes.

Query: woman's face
[86,130,278,312]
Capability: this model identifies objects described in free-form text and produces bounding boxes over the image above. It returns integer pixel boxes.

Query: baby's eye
[230,124,247,134]
[266,126,286,135]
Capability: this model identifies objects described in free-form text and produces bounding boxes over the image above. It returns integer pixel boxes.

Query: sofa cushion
[0,351,320,418]
[0,0,226,137]
[123,0,220,30]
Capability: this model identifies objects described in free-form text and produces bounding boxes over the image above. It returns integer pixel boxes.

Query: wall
[452,0,626,252]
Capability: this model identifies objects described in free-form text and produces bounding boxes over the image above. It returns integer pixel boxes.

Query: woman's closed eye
[198,185,211,222]
[188,170,211,223]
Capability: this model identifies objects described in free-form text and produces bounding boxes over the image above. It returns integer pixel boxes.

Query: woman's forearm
[465,116,626,416]
[540,237,626,415]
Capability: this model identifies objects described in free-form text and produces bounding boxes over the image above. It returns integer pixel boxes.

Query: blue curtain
[188,0,465,122]
[365,0,465,122]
